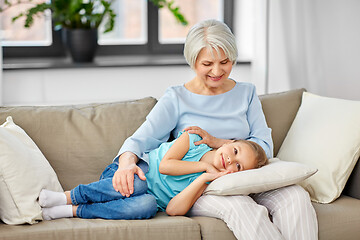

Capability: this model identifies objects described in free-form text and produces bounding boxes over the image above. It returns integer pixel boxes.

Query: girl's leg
[42,205,74,220]
[76,194,157,220]
[252,184,318,240]
[188,194,284,240]
[41,160,153,220]
[70,177,147,205]
[39,162,124,208]
[39,189,68,207]
[42,192,156,220]
[71,161,149,205]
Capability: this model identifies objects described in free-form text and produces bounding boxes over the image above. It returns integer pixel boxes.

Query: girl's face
[214,141,257,173]
[194,47,233,89]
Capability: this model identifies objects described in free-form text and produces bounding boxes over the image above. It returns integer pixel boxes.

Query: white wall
[2,0,255,106]
[5,1,358,105]
[2,64,252,106]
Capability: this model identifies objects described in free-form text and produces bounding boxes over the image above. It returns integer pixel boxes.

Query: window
[1,0,234,59]
[1,0,52,46]
[98,0,147,45]
[158,0,224,44]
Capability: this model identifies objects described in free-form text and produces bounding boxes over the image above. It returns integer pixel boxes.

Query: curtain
[0,36,2,105]
[253,0,360,100]
[252,0,269,94]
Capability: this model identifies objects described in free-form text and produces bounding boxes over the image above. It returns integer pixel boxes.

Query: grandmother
[112,19,317,239]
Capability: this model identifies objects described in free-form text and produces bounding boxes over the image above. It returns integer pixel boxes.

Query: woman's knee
[254,185,312,213]
[281,185,311,204]
[191,194,262,217]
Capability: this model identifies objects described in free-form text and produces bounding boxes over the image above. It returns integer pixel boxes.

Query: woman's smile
[208,75,223,81]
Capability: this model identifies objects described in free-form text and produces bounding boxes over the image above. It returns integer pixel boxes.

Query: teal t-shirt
[145,132,212,211]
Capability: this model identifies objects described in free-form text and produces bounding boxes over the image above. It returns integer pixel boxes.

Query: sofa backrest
[0,97,157,190]
[259,88,305,156]
[1,89,358,199]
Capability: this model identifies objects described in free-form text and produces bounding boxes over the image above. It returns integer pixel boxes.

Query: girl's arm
[159,132,215,176]
[166,171,228,216]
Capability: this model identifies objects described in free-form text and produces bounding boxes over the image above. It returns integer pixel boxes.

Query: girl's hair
[183,19,238,69]
[235,140,268,168]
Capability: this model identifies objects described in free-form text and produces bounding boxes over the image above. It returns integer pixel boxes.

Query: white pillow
[0,116,63,225]
[277,92,360,203]
[204,158,317,196]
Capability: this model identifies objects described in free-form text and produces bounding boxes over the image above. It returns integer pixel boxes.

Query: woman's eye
[221,60,229,64]
[234,148,238,154]
[203,63,211,66]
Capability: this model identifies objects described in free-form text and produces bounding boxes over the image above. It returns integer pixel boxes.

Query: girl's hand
[183,126,233,149]
[201,171,230,182]
[201,161,220,174]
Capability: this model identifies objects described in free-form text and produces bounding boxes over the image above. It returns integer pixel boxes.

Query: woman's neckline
[182,79,237,97]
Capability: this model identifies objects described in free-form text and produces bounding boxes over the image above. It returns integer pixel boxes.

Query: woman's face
[194,47,233,89]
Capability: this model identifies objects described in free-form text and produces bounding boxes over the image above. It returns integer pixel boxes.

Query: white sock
[39,189,67,208]
[42,205,73,220]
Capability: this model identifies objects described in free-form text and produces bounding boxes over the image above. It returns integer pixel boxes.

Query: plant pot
[63,28,98,63]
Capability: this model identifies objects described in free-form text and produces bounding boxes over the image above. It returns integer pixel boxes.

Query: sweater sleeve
[245,85,274,159]
[116,88,179,162]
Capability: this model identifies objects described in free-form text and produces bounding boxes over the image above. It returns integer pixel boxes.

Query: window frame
[3,0,234,59]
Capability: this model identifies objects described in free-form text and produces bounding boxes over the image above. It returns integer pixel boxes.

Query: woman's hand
[183,126,234,149]
[112,152,145,197]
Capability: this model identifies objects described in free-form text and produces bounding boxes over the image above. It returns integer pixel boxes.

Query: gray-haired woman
[113,19,318,240]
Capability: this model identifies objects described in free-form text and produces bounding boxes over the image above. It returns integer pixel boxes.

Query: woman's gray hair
[183,19,238,69]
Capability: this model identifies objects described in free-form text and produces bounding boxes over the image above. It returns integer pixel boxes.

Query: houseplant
[1,0,187,62]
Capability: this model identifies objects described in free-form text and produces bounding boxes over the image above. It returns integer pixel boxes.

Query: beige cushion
[0,116,63,225]
[204,158,317,196]
[0,97,157,191]
[277,92,360,203]
[191,216,236,240]
[0,212,201,240]
[313,195,360,240]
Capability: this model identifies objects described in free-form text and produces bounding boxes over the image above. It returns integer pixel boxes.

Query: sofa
[0,88,359,240]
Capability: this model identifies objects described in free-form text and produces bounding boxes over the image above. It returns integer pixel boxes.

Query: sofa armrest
[343,158,360,200]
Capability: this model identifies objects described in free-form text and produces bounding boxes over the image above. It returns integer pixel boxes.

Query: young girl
[39,131,267,220]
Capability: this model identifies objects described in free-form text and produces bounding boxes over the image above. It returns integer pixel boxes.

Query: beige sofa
[0,88,359,240]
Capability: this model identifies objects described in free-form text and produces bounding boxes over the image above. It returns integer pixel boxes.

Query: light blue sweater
[117,81,273,160]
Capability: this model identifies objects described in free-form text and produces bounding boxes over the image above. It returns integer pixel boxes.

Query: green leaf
[4,0,187,33]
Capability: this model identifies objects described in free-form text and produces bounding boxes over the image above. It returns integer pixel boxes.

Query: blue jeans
[70,159,157,219]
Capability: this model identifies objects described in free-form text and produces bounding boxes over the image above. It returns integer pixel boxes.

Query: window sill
[2,54,189,70]
[3,55,251,71]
